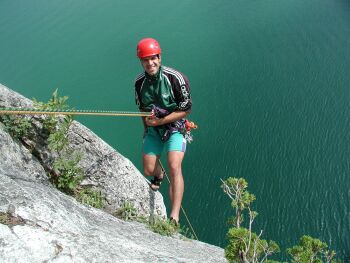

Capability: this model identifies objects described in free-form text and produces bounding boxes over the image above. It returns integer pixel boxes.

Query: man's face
[140,55,161,76]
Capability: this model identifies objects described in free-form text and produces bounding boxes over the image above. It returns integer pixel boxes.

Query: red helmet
[136,38,161,58]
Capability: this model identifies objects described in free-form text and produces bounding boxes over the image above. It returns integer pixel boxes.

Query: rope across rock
[0,107,152,117]
[0,106,199,240]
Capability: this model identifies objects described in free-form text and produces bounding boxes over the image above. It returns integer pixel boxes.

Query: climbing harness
[0,107,152,117]
[149,104,198,143]
[157,159,199,241]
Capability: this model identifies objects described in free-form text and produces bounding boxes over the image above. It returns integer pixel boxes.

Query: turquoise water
[1,0,349,260]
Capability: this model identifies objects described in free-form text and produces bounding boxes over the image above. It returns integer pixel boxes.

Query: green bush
[34,90,84,197]
[114,201,139,221]
[287,235,341,263]
[47,116,72,152]
[114,202,184,237]
[225,227,280,263]
[148,216,179,236]
[51,152,83,194]
[33,89,70,134]
[76,188,105,209]
[0,115,32,139]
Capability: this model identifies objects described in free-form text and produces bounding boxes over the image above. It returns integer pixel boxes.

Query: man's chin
[147,70,158,76]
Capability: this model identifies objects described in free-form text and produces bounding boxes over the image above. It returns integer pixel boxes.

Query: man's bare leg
[143,154,163,189]
[167,151,185,223]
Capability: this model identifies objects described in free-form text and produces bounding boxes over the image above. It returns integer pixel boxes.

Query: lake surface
[1,0,349,260]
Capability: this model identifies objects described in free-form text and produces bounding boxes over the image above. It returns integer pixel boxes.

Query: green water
[1,0,349,260]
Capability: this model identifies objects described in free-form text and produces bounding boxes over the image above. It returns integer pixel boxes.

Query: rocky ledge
[0,84,226,262]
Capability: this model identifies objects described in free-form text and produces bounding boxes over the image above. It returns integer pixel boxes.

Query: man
[134,38,192,225]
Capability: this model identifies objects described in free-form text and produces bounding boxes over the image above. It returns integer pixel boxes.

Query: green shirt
[134,65,192,113]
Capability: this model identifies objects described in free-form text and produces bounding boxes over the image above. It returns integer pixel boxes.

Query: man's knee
[168,162,182,176]
[144,163,156,176]
[143,154,160,176]
[167,152,184,175]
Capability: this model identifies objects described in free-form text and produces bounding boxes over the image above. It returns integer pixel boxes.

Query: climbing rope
[1,106,199,239]
[157,159,199,240]
[0,107,152,117]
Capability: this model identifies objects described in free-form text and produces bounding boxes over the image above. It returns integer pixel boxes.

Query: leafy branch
[221,177,341,263]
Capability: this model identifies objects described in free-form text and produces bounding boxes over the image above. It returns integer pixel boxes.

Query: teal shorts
[143,127,187,156]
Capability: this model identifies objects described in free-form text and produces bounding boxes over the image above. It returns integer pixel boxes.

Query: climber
[134,38,192,225]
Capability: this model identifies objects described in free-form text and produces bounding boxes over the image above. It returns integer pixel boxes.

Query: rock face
[0,84,226,263]
[0,84,166,217]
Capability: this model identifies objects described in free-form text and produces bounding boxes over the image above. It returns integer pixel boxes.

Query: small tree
[33,90,84,194]
[221,177,342,263]
[287,235,341,263]
[221,177,280,263]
